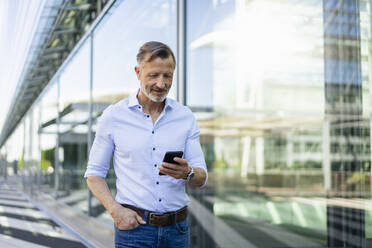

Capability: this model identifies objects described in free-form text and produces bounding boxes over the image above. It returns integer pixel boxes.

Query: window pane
[187,0,372,247]
[58,38,91,213]
[92,0,177,105]
[40,82,58,191]
[91,0,177,224]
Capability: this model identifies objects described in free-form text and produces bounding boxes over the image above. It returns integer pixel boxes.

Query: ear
[134,66,140,80]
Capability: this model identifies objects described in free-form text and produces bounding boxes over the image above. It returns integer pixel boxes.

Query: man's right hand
[110,204,146,230]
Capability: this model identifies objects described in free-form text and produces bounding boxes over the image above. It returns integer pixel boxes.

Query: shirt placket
[152,108,168,211]
[138,105,166,211]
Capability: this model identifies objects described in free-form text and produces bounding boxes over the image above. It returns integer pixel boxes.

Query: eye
[164,74,172,78]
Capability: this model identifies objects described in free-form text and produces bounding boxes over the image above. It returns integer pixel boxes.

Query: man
[84,41,208,248]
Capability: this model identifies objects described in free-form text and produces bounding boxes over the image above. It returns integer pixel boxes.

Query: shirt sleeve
[84,105,114,178]
[184,114,208,187]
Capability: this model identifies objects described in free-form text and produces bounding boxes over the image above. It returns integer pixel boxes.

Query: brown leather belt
[121,204,188,226]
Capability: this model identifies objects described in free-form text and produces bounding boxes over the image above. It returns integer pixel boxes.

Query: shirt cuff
[84,164,108,178]
[193,165,208,188]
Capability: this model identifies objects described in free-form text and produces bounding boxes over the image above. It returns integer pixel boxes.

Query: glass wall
[187,0,372,247]
[2,0,371,247]
[3,102,42,194]
[91,0,177,223]
[28,104,42,195]
[39,82,58,193]
[92,0,177,104]
[4,124,25,177]
[57,37,91,212]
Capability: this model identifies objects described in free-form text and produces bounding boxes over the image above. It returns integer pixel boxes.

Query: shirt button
[138,106,141,109]
[153,147,155,151]
[152,131,154,134]
[154,164,157,167]
[159,199,162,202]
[156,182,159,185]
[147,115,150,118]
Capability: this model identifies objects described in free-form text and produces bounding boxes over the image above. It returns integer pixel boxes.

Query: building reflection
[1,0,372,247]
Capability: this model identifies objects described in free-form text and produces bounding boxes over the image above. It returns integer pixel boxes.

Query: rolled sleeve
[184,116,208,187]
[84,105,114,178]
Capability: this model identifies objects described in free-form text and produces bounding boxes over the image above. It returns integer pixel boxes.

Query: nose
[155,76,166,88]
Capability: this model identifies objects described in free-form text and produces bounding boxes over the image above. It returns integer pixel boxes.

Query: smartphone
[159,151,184,175]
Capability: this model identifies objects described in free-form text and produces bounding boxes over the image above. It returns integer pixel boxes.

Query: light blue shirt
[84,92,208,213]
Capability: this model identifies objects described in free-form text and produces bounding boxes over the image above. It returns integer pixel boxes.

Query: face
[135,56,175,103]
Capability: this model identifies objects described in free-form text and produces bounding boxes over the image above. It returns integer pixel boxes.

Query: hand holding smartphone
[159,151,184,175]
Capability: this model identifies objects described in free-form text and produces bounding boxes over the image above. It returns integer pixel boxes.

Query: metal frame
[177,0,187,105]
[0,0,116,202]
[2,0,187,215]
[39,102,109,130]
[0,0,112,148]
[87,33,94,216]
[54,76,61,195]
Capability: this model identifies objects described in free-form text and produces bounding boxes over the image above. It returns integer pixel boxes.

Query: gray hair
[136,41,176,68]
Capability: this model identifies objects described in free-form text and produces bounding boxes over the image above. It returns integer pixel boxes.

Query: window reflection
[91,0,177,224]
[188,0,371,247]
[57,39,91,212]
[2,0,371,247]
[92,0,177,105]
[40,82,58,191]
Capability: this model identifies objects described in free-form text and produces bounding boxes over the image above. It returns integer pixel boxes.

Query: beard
[141,84,169,103]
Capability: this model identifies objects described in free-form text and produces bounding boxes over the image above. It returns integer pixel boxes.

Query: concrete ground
[0,179,87,248]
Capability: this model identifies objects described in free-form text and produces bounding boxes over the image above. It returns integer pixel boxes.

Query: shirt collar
[127,89,174,110]
[128,90,140,108]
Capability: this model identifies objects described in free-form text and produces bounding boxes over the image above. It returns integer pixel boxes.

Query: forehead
[141,56,175,72]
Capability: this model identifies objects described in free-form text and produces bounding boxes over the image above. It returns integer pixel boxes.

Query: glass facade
[40,82,58,192]
[1,0,372,247]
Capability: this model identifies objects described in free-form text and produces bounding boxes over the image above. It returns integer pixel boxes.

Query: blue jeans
[114,217,189,248]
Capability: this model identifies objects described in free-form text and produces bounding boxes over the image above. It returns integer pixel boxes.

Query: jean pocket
[114,224,149,248]
[175,218,189,234]
[115,223,142,232]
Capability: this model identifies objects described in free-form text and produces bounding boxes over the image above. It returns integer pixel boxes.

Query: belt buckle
[149,212,162,225]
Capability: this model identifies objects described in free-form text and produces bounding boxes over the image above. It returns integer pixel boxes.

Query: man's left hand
[159,157,190,179]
